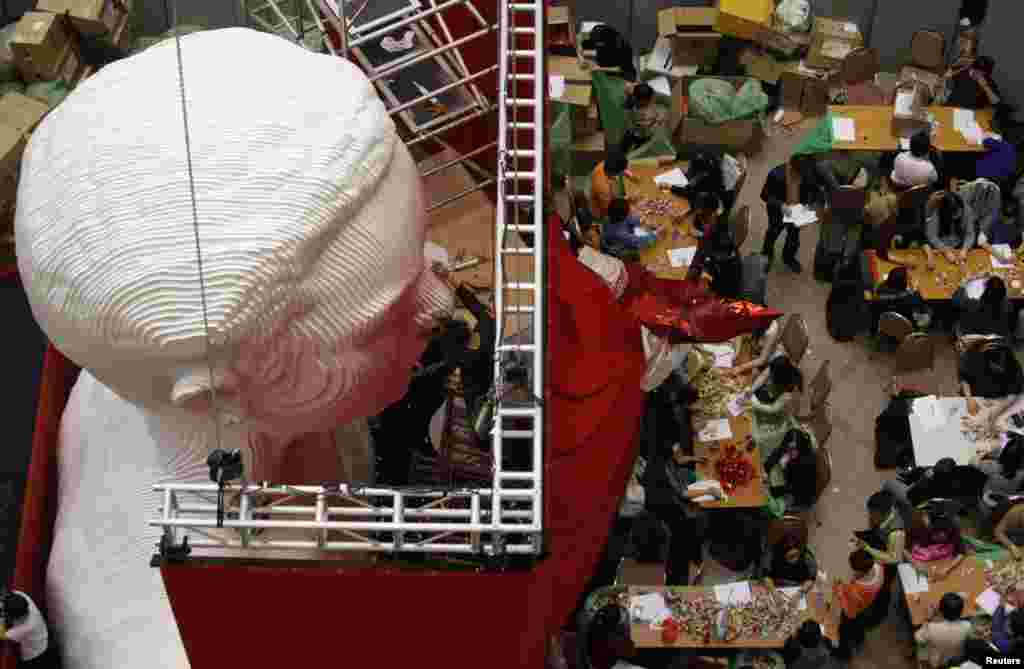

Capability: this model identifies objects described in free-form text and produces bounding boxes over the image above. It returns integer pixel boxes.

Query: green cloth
[688,78,770,125]
[964,536,1010,562]
[591,70,629,149]
[550,101,573,179]
[626,126,677,161]
[794,113,836,156]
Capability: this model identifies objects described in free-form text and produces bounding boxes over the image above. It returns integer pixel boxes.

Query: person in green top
[751,356,804,461]
[623,83,666,152]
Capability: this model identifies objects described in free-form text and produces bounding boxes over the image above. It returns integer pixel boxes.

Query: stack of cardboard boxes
[0,0,131,260]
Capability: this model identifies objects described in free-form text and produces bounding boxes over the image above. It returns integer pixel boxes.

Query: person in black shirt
[760,155,837,274]
[581,24,636,81]
[875,266,932,334]
[960,344,1024,399]
[763,427,819,510]
[953,275,1013,338]
[946,55,1001,110]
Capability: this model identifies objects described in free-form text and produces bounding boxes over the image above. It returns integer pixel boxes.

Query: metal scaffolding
[152,0,546,559]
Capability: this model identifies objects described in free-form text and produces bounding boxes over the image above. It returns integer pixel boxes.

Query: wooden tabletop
[626,162,697,279]
[828,106,994,152]
[690,341,766,509]
[865,249,1024,301]
[902,556,991,627]
[629,584,839,649]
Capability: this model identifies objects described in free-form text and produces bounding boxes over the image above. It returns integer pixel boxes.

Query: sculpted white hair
[17,28,450,421]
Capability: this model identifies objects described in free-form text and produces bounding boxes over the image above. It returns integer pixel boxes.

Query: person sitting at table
[623,83,666,151]
[891,130,940,189]
[763,426,818,511]
[831,549,885,660]
[666,152,728,207]
[960,343,1024,399]
[760,533,818,590]
[784,620,840,669]
[971,434,1024,521]
[953,275,1013,339]
[725,317,794,381]
[993,593,1024,653]
[945,55,1002,110]
[583,604,648,669]
[602,197,658,259]
[905,506,963,563]
[590,151,634,220]
[685,192,743,297]
[875,266,933,333]
[992,495,1024,559]
[750,356,804,460]
[915,592,972,669]
[760,154,837,274]
[950,178,1004,255]
[924,190,977,267]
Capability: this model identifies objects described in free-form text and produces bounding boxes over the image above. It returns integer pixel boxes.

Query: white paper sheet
[634,226,656,238]
[648,75,672,97]
[895,91,915,116]
[992,244,1016,269]
[698,418,733,442]
[580,21,601,34]
[654,167,689,189]
[651,37,673,71]
[784,204,819,228]
[844,22,858,33]
[832,117,856,142]
[898,563,930,594]
[900,138,911,150]
[714,582,753,606]
[667,247,697,268]
[728,391,752,417]
[713,351,736,368]
[548,75,566,99]
[965,277,987,299]
[779,587,809,611]
[324,0,341,16]
[630,592,673,625]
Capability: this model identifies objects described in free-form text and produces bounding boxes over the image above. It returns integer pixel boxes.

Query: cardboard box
[716,0,809,57]
[657,7,720,71]
[0,127,27,178]
[806,17,863,69]
[0,94,50,135]
[11,11,74,82]
[571,132,605,173]
[35,0,128,37]
[777,70,828,124]
[676,76,760,149]
[547,4,577,57]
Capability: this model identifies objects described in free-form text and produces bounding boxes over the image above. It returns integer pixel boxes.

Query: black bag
[826,258,868,341]
[814,218,856,283]
[874,391,923,469]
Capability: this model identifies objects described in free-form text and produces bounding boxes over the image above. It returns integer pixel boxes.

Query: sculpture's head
[17,28,452,440]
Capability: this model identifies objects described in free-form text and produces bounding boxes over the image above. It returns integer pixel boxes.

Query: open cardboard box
[547,4,578,57]
[548,55,600,137]
[650,7,720,77]
[715,0,810,57]
[806,17,863,70]
[776,70,829,126]
[676,76,760,150]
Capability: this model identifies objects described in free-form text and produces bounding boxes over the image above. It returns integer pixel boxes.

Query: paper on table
[698,418,733,442]
[965,277,987,299]
[779,587,809,611]
[713,351,736,368]
[654,167,689,188]
[832,117,856,142]
[648,75,672,97]
[844,22,858,33]
[953,108,975,129]
[580,21,600,34]
[667,247,697,268]
[728,391,752,417]
[992,244,1016,269]
[898,563,930,594]
[784,204,819,228]
[548,75,566,99]
[630,592,673,625]
[714,582,753,606]
[323,0,341,16]
[895,91,915,116]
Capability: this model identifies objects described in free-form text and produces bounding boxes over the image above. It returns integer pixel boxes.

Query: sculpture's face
[17,28,451,441]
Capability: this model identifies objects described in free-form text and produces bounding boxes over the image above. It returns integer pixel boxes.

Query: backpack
[874,391,924,469]
[826,258,868,341]
[814,217,857,283]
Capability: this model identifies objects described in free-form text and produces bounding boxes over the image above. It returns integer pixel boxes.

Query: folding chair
[781,313,810,365]
[878,311,914,345]
[896,332,935,374]
[805,360,832,418]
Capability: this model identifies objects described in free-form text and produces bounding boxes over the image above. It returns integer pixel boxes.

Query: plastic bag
[775,0,812,33]
[689,78,737,124]
[25,80,69,108]
[793,113,836,156]
[733,79,770,120]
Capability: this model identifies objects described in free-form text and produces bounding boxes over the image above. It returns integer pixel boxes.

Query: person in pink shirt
[891,131,940,189]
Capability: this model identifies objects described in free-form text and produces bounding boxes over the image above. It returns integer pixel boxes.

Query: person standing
[760,155,835,273]
[0,591,56,667]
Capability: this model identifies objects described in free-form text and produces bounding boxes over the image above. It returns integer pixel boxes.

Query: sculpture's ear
[170,367,240,413]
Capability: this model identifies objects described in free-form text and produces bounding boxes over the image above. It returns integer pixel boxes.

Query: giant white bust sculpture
[16,28,452,668]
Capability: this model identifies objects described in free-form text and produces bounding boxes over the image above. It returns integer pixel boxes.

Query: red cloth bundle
[622,262,783,342]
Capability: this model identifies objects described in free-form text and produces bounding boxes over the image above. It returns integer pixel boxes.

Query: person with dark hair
[992,496,1024,559]
[906,507,963,563]
[854,490,906,567]
[629,513,670,564]
[993,594,1024,654]
[924,190,977,266]
[785,619,839,669]
[0,591,54,667]
[581,24,637,81]
[915,592,971,668]
[973,435,1024,518]
[590,152,634,220]
[751,356,804,465]
[960,343,1024,399]
[953,275,1013,338]
[891,130,939,188]
[831,550,884,659]
[601,197,657,258]
[875,266,932,332]
[663,152,729,211]
[763,427,818,510]
[584,605,647,669]
[945,53,1001,109]
[760,155,835,274]
[623,83,665,151]
[684,192,746,300]
[760,534,818,589]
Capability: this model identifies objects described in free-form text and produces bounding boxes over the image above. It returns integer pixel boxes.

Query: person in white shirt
[1,591,55,667]
[891,131,939,189]
[915,592,972,668]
